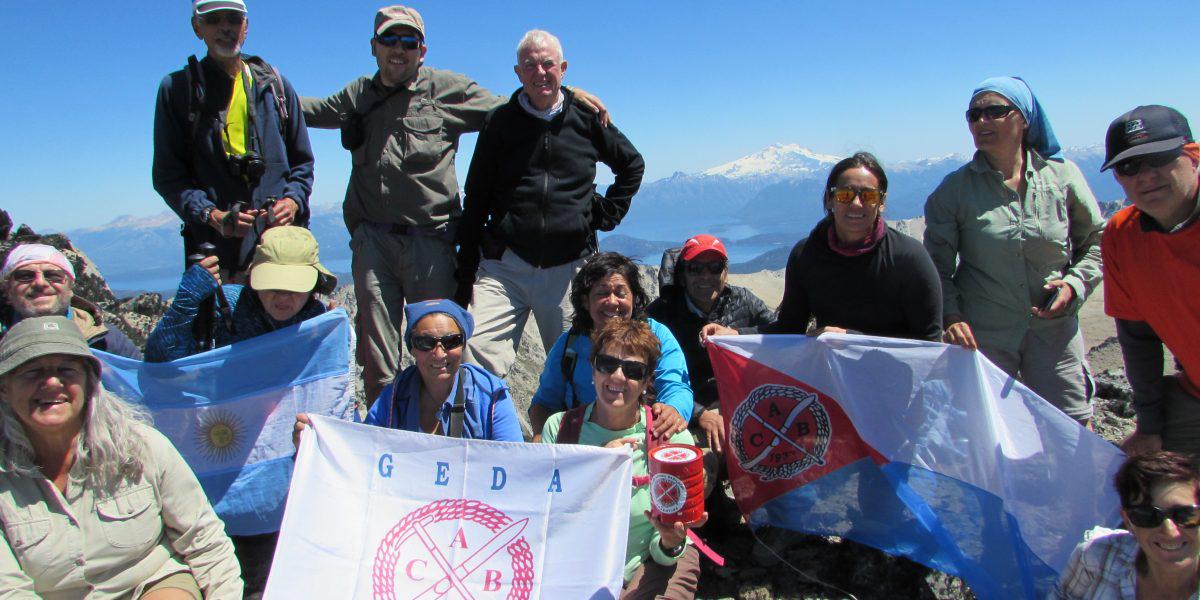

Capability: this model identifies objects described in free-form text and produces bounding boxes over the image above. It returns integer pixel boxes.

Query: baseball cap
[1,244,76,282]
[0,316,100,379]
[1102,105,1194,171]
[194,0,247,15]
[375,5,424,37]
[248,227,335,294]
[680,234,727,262]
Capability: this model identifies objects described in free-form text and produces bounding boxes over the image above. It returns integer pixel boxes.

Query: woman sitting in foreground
[541,318,705,599]
[0,317,241,599]
[1052,451,1200,599]
[296,299,521,442]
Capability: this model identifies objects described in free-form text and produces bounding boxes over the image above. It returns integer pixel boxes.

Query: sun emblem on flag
[731,384,831,482]
[194,409,246,463]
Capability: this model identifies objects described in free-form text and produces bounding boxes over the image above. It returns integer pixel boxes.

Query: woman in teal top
[541,318,704,598]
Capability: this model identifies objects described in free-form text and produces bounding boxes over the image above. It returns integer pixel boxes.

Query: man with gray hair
[0,244,142,359]
[302,8,610,404]
[455,29,644,382]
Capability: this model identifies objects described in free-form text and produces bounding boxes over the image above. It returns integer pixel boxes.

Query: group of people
[1,0,1198,598]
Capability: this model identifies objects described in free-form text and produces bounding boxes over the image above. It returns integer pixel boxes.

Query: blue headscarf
[971,76,1062,159]
[403,299,474,349]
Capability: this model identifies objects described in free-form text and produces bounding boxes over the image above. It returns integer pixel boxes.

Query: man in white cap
[301,6,610,404]
[0,244,142,359]
[153,0,315,279]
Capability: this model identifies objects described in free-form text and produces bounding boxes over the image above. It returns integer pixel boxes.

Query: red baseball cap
[680,234,727,262]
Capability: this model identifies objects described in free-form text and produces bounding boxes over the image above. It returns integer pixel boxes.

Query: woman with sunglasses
[528,253,692,443]
[924,76,1105,424]
[703,152,942,342]
[541,318,703,598]
[1052,451,1200,599]
[295,299,521,442]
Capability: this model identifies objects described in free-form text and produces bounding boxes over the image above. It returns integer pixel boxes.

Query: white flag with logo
[265,415,633,599]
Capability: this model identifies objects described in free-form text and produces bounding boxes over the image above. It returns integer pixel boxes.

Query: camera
[340,112,366,150]
[227,152,266,184]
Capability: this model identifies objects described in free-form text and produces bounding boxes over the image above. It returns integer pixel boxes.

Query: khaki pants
[621,546,701,600]
[467,250,583,379]
[352,223,456,404]
[983,316,1094,423]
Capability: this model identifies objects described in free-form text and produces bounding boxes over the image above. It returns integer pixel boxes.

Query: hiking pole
[196,243,237,336]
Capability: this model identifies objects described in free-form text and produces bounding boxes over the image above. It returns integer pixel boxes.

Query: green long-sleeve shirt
[301,67,503,234]
[923,150,1105,353]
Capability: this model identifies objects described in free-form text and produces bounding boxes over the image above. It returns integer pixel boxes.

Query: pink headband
[1,244,76,282]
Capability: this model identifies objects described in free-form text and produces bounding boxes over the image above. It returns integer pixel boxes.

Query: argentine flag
[97,309,356,535]
[707,333,1124,600]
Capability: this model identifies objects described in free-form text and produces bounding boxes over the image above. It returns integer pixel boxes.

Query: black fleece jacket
[455,88,644,280]
[762,218,943,342]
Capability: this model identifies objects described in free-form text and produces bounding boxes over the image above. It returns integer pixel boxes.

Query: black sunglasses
[1115,148,1183,177]
[410,333,464,352]
[375,34,422,51]
[201,11,245,26]
[685,261,726,276]
[11,269,69,285]
[1125,503,1200,529]
[965,105,1018,123]
[593,353,651,380]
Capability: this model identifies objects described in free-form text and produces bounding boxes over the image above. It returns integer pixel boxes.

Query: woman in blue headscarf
[923,76,1106,424]
[295,299,522,442]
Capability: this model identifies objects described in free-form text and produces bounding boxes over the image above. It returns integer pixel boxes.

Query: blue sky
[2,1,1197,232]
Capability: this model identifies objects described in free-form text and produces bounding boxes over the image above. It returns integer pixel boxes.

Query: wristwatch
[660,539,685,558]
[201,207,214,227]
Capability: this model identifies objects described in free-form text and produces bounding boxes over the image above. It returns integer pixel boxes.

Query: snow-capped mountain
[59,143,1125,292]
[702,143,841,181]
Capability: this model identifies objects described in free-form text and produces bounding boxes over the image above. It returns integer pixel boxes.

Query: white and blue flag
[97,309,355,535]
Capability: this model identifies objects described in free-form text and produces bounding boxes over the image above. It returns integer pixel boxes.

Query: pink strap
[687,530,725,566]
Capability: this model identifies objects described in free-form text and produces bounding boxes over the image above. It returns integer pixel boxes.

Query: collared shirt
[0,425,242,599]
[517,90,565,121]
[1049,526,1200,600]
[301,67,503,233]
[924,150,1106,353]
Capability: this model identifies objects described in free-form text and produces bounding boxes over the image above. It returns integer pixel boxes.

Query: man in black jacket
[456,29,644,379]
[646,235,774,452]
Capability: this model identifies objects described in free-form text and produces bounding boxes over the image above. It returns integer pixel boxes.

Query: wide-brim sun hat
[0,316,100,380]
[249,226,335,294]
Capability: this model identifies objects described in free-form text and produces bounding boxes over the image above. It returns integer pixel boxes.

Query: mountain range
[59,143,1127,294]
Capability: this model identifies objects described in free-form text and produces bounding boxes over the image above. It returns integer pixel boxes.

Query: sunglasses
[965,105,1018,123]
[200,11,245,26]
[375,34,422,50]
[685,261,725,276]
[411,333,464,352]
[11,269,69,285]
[593,353,651,380]
[829,186,885,207]
[1125,503,1200,529]
[1115,148,1183,177]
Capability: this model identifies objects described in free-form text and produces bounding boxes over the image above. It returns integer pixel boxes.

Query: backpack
[658,246,682,296]
[184,54,290,143]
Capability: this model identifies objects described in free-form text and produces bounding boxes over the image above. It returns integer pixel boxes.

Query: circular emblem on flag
[730,384,831,481]
[650,473,688,514]
[193,409,245,463]
[372,499,535,599]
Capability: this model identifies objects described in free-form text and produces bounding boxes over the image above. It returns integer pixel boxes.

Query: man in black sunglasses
[153,0,315,281]
[647,235,773,454]
[1099,105,1200,460]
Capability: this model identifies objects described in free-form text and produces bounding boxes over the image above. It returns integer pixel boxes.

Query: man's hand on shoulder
[569,87,610,127]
